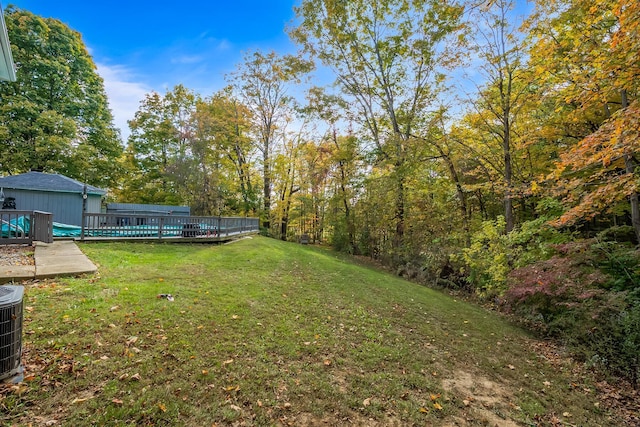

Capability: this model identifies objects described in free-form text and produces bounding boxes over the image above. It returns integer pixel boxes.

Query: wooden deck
[79,213,259,243]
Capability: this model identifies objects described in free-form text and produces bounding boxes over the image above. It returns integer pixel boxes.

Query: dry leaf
[323,359,331,366]
[508,364,516,370]
[158,403,167,412]
[430,393,441,401]
[433,402,443,410]
[363,398,371,407]
[202,370,209,375]
[223,359,234,365]
[112,398,123,405]
[419,407,429,413]
[130,373,141,381]
[110,305,120,312]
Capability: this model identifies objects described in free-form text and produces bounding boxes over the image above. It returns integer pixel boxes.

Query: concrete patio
[0,241,97,284]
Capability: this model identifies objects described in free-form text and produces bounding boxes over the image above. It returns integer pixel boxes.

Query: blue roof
[0,171,106,195]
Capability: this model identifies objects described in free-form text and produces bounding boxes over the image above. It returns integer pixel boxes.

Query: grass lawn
[1,236,621,426]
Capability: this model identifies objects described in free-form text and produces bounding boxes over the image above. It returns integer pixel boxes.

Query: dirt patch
[442,370,520,427]
[0,244,35,266]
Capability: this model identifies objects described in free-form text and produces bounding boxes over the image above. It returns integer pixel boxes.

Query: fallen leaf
[126,336,138,346]
[363,398,371,407]
[229,404,242,411]
[430,393,441,401]
[433,402,443,410]
[110,305,120,312]
[130,373,141,381]
[71,397,90,404]
[223,359,234,365]
[419,407,429,413]
[323,359,331,366]
[543,381,551,387]
[508,364,516,370]
[112,398,123,405]
[158,403,167,412]
[463,399,471,406]
[202,370,209,375]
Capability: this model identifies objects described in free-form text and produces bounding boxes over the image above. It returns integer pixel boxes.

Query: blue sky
[6,1,299,139]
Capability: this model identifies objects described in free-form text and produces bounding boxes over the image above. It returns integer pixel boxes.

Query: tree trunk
[621,90,640,244]
[503,111,514,233]
[262,141,271,232]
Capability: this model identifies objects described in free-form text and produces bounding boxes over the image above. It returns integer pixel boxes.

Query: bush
[460,216,568,297]
[503,239,640,384]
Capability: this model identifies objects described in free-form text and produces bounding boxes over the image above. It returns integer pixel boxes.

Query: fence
[80,213,259,241]
[0,210,53,245]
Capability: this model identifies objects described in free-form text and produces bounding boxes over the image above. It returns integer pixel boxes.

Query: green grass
[1,237,618,426]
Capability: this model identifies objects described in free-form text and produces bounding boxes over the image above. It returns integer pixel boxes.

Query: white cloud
[96,63,151,141]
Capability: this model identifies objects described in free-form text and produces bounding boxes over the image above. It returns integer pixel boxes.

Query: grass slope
[2,237,617,426]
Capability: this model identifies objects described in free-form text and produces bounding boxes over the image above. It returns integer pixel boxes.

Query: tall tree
[466,0,530,233]
[0,7,122,187]
[529,0,640,240]
[229,51,313,233]
[291,0,464,253]
[124,86,196,205]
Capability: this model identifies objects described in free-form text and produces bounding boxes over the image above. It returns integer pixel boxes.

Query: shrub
[460,216,569,297]
[504,239,640,384]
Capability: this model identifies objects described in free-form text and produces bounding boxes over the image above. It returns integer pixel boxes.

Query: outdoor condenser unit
[0,285,24,382]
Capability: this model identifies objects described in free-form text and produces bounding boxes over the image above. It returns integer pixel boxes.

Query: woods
[1,0,639,382]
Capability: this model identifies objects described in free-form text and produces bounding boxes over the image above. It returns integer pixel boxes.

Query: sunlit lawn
[1,237,618,426]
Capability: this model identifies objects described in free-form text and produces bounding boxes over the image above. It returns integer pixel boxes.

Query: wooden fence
[0,210,53,245]
[80,213,259,242]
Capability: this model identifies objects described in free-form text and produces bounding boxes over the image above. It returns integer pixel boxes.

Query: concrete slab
[34,241,97,279]
[0,264,35,284]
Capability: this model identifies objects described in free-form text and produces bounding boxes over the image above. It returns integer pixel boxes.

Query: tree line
[0,0,637,267]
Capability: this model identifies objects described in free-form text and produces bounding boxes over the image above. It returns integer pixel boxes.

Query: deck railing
[0,210,54,245]
[81,213,259,241]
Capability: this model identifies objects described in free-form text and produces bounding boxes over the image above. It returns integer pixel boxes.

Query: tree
[291,0,464,255]
[0,7,122,187]
[465,0,531,233]
[229,51,313,233]
[528,0,640,241]
[124,86,196,206]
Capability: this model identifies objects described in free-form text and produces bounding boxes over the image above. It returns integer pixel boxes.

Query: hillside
[1,237,630,426]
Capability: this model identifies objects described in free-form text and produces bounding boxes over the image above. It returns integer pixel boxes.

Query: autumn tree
[463,0,532,233]
[229,51,313,233]
[528,0,640,241]
[291,0,464,256]
[0,7,122,187]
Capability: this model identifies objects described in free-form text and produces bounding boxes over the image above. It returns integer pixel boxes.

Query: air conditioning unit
[0,285,24,382]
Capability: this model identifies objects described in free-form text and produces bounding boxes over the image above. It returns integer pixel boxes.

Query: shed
[0,171,105,226]
[105,203,190,226]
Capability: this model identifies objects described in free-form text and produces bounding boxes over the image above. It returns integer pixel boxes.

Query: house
[0,2,16,82]
[0,171,105,226]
